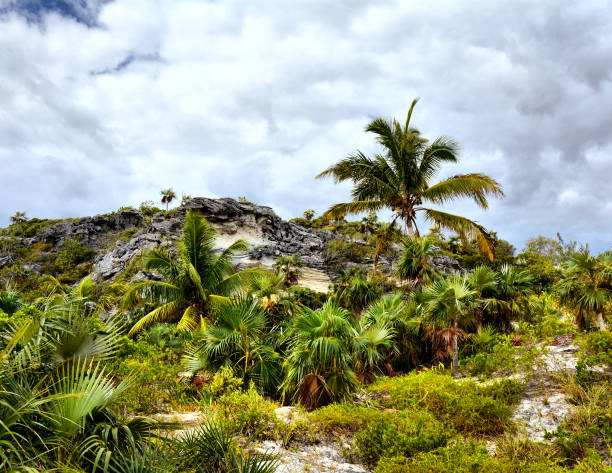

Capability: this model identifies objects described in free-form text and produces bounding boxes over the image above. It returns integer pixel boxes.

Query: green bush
[109,339,190,415]
[481,379,524,405]
[212,382,280,437]
[372,439,593,473]
[325,240,370,267]
[353,412,450,467]
[54,238,95,272]
[463,337,539,379]
[368,370,514,435]
[310,404,388,434]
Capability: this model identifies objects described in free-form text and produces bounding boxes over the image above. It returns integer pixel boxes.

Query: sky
[1,0,612,252]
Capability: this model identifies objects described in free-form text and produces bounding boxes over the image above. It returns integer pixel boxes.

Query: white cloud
[1,0,612,252]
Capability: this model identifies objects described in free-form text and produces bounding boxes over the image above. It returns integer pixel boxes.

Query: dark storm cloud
[0,0,108,26]
[1,0,611,251]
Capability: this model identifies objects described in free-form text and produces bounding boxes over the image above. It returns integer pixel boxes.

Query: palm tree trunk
[596,312,606,330]
[452,316,459,379]
[475,309,483,332]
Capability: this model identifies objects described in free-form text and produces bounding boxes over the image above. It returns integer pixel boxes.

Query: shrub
[481,379,524,406]
[353,412,450,467]
[325,240,370,267]
[368,370,514,435]
[212,382,280,438]
[54,238,95,272]
[374,439,568,473]
[310,404,388,434]
[109,339,189,415]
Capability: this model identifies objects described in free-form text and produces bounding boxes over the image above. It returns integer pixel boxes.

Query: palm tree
[316,98,504,260]
[9,211,27,224]
[123,210,256,336]
[281,300,359,409]
[370,219,403,276]
[183,298,281,395]
[422,275,476,378]
[488,264,533,331]
[395,235,440,288]
[333,269,381,316]
[353,319,395,383]
[557,250,612,330]
[468,265,496,331]
[273,255,304,287]
[361,293,422,373]
[160,188,176,210]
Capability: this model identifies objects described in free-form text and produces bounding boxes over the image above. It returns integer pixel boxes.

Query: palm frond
[423,173,504,209]
[422,208,494,261]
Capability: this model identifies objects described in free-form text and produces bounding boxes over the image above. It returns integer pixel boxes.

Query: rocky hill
[1,197,463,292]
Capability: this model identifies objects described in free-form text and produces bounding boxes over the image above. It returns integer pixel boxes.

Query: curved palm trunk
[596,312,606,330]
[452,315,459,379]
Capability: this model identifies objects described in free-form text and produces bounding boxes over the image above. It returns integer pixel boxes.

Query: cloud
[1,0,612,251]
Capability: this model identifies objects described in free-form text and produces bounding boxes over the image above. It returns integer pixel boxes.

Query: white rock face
[512,335,578,442]
[257,440,366,473]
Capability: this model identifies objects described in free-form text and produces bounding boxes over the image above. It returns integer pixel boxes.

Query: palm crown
[316,98,504,259]
[123,210,254,336]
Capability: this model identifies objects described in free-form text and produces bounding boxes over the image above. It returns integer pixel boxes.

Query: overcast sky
[1,0,612,252]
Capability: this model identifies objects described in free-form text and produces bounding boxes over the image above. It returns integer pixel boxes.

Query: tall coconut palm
[557,250,612,330]
[160,188,176,210]
[422,275,476,378]
[316,98,504,260]
[123,211,257,336]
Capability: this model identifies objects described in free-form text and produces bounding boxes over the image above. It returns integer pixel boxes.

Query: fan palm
[282,300,359,408]
[160,188,176,211]
[123,211,258,336]
[557,250,612,330]
[273,255,304,287]
[422,275,476,378]
[488,265,533,331]
[316,98,504,259]
[468,265,496,331]
[361,293,422,373]
[183,298,281,395]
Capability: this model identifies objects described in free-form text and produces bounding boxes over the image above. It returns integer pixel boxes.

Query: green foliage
[212,382,279,437]
[123,210,257,336]
[396,235,439,285]
[109,338,189,415]
[556,249,612,330]
[173,421,279,473]
[463,335,540,379]
[374,439,569,473]
[0,285,21,315]
[282,300,359,408]
[353,413,450,467]
[317,98,503,260]
[368,370,514,435]
[325,240,370,268]
[576,330,612,373]
[5,217,65,237]
[311,404,390,434]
